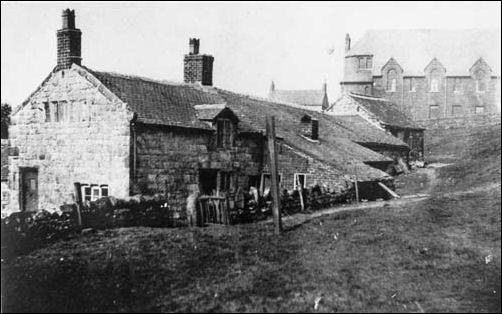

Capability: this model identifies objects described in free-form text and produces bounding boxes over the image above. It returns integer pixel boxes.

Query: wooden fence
[196,195,231,226]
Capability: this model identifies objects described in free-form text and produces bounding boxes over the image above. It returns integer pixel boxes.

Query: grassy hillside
[2,124,501,313]
[428,124,501,192]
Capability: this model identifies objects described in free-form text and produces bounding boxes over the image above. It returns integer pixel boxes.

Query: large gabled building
[341,29,501,120]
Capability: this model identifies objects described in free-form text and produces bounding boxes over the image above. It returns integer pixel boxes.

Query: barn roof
[87,68,224,130]
[83,66,392,180]
[347,29,501,76]
[344,93,423,130]
[326,115,408,147]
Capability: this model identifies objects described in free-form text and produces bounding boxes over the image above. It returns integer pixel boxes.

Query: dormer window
[216,119,234,148]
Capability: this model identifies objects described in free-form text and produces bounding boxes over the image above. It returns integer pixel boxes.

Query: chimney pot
[62,9,75,29]
[189,38,200,55]
[57,9,81,70]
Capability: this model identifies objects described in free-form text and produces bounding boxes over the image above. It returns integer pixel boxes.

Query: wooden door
[20,168,38,212]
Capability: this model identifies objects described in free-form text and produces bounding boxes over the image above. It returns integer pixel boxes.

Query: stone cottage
[8,9,404,212]
[328,93,425,162]
[341,30,501,120]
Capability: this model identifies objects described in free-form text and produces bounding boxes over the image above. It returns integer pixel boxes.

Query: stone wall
[133,124,264,205]
[415,113,501,130]
[8,67,133,212]
[263,143,350,193]
[371,76,500,120]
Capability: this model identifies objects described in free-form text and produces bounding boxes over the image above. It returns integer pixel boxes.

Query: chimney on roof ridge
[57,8,82,70]
[322,81,327,94]
[269,80,275,95]
[345,33,351,53]
[189,38,200,55]
[184,38,214,86]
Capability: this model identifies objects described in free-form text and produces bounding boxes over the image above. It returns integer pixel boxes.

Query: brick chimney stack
[57,9,82,70]
[184,38,214,86]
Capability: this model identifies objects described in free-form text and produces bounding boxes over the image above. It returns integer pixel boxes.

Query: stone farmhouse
[6,9,412,213]
[341,30,501,120]
[328,93,425,161]
[268,81,330,111]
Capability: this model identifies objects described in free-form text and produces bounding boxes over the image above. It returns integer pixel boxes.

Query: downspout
[130,114,138,194]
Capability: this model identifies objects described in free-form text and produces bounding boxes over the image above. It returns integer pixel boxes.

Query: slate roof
[326,115,408,147]
[87,69,224,130]
[346,93,423,130]
[1,140,8,182]
[269,89,328,107]
[84,67,392,181]
[215,90,392,181]
[347,29,501,76]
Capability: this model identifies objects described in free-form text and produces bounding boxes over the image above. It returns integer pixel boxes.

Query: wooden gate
[196,195,230,226]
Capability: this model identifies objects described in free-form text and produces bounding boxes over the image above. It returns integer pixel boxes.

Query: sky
[1,1,501,107]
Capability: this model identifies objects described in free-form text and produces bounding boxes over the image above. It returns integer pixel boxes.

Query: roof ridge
[216,88,320,111]
[348,92,390,102]
[85,66,196,88]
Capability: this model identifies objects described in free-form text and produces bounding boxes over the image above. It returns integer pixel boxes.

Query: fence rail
[196,195,230,226]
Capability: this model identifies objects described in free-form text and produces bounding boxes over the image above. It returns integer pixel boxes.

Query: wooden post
[296,175,305,211]
[266,116,282,235]
[354,165,360,203]
[73,182,83,229]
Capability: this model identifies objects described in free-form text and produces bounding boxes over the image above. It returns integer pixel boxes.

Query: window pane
[475,106,485,114]
[101,185,109,197]
[91,187,100,201]
[44,102,50,122]
[366,58,372,68]
[52,102,59,122]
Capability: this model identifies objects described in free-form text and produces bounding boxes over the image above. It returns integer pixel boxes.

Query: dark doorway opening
[199,169,218,195]
[19,167,39,212]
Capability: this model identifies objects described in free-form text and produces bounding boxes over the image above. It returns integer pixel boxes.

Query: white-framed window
[294,173,307,190]
[475,106,485,114]
[81,184,109,202]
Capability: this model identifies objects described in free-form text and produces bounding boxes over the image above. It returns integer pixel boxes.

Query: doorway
[199,169,218,195]
[20,167,39,212]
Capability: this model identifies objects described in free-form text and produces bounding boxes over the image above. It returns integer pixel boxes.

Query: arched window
[475,70,487,92]
[429,69,441,92]
[387,69,397,92]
